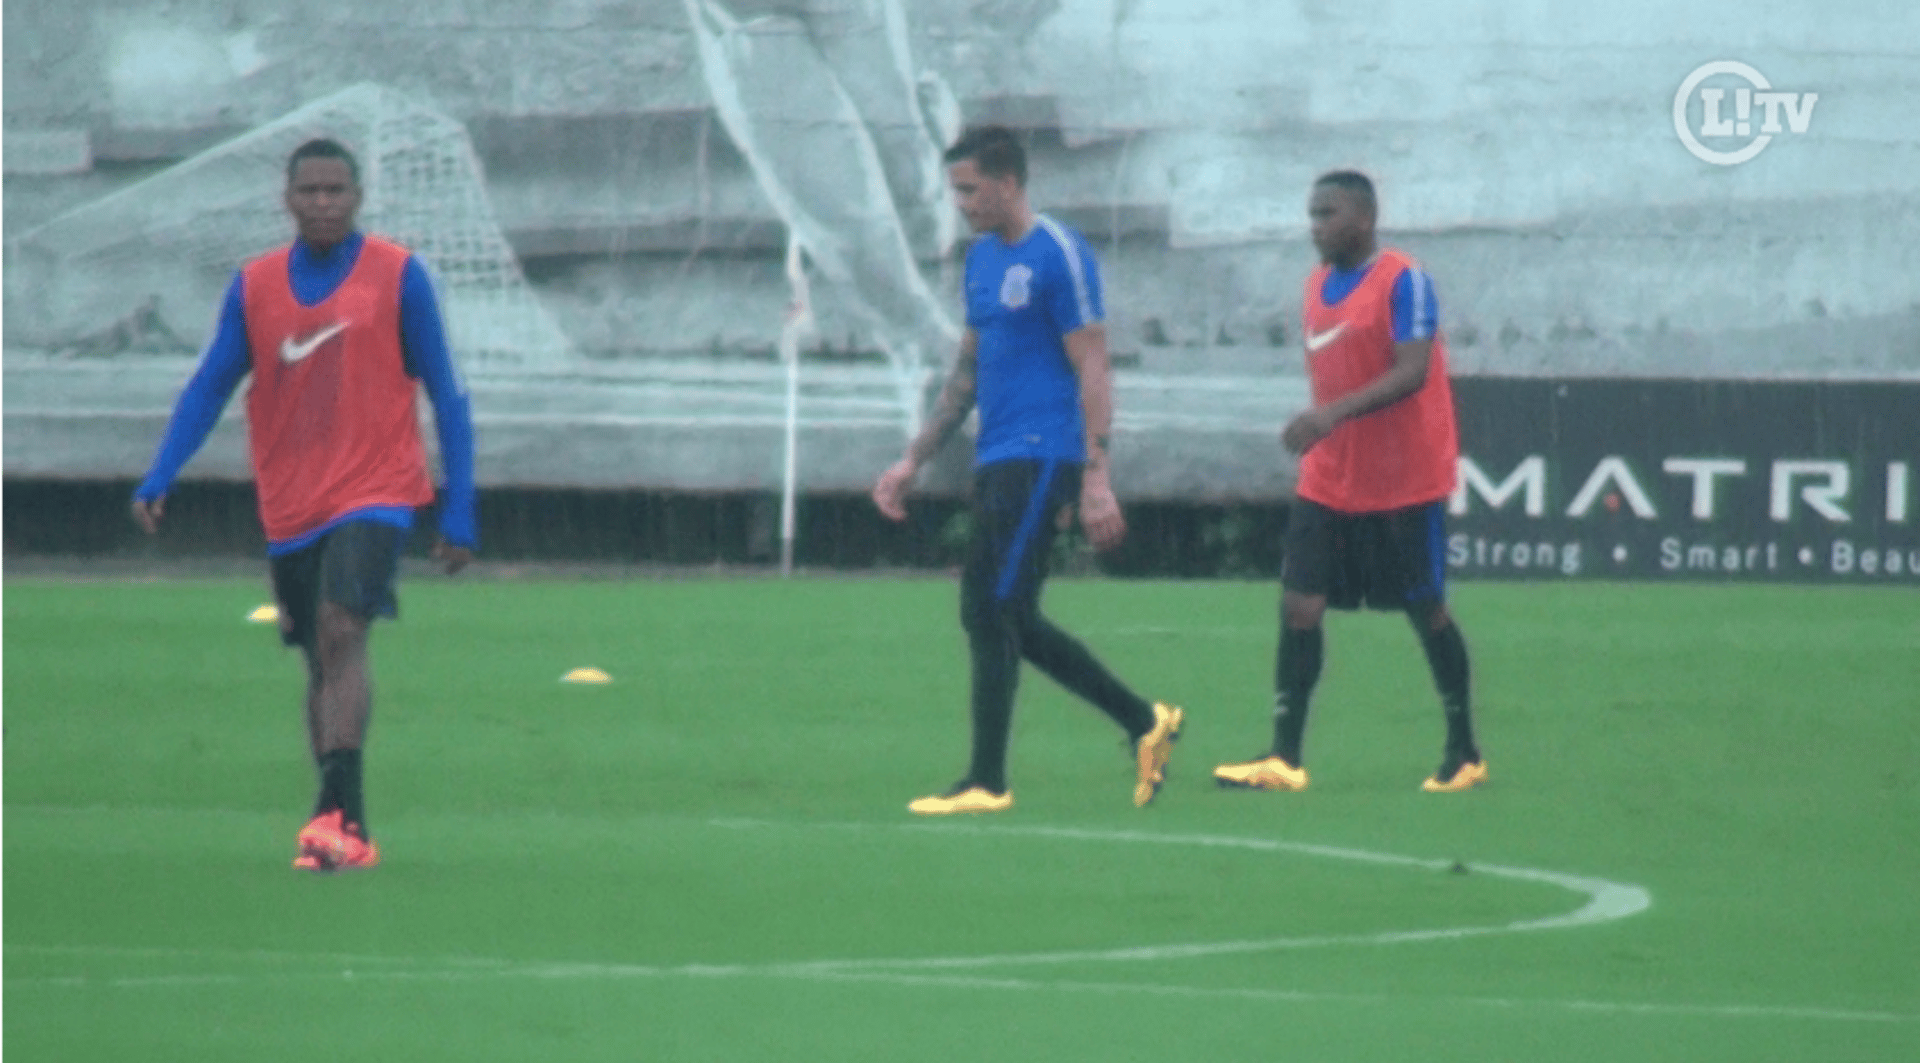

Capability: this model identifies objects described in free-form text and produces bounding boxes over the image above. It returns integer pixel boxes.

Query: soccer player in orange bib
[132,138,479,869]
[1215,171,1486,794]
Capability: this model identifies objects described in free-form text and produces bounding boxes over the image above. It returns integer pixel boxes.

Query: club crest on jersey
[999,264,1033,310]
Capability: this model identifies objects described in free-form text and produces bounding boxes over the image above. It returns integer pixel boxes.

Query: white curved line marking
[27,823,1901,1024]
[23,821,1641,976]
[718,821,1650,971]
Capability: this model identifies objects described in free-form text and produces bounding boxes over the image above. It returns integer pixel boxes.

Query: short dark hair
[286,138,360,185]
[1313,169,1376,215]
[944,126,1027,187]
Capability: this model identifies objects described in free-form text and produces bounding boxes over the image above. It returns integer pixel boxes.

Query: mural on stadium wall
[5,0,1919,494]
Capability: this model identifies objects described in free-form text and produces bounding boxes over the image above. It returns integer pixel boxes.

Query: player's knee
[314,602,369,654]
[1406,600,1452,634]
[1281,592,1326,630]
[1003,601,1046,642]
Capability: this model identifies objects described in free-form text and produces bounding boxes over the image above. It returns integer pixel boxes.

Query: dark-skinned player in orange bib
[1215,170,1487,794]
[132,138,479,870]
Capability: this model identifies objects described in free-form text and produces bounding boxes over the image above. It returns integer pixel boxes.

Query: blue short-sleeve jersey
[963,214,1102,466]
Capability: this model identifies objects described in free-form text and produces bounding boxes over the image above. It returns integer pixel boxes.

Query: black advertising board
[1446,378,1917,584]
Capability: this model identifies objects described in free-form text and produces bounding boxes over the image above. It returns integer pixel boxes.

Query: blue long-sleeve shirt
[135,232,478,555]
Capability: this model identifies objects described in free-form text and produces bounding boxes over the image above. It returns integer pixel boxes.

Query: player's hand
[872,458,918,522]
[431,538,474,575]
[1282,407,1339,455]
[1079,470,1127,552]
[131,495,166,534]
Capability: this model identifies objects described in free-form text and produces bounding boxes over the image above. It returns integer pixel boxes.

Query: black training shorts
[268,520,409,649]
[1281,497,1448,611]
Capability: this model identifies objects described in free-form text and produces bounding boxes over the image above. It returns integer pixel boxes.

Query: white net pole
[778,234,815,577]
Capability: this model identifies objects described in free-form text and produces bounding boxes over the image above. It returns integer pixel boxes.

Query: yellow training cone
[561,667,612,684]
[247,604,280,624]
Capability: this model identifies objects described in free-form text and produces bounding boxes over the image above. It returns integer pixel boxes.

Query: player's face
[1308,185,1373,265]
[285,158,362,250]
[948,159,1018,236]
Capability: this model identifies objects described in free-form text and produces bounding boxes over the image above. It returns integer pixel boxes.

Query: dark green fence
[3,478,1293,579]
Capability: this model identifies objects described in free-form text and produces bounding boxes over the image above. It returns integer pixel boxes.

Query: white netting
[10,82,571,371]
[686,0,960,437]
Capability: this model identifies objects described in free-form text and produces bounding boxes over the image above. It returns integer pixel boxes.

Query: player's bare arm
[1063,323,1126,551]
[873,329,979,521]
[1282,334,1434,455]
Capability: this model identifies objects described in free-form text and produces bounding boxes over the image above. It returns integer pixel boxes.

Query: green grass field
[5,575,1917,1061]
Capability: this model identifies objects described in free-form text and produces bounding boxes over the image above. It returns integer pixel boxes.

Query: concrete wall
[6,0,1918,493]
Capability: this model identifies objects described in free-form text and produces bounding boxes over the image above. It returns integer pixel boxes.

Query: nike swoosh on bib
[280,321,349,364]
[1304,323,1347,352]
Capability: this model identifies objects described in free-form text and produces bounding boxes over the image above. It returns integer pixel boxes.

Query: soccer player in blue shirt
[872,126,1183,815]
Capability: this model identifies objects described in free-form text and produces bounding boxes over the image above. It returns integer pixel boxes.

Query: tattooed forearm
[906,340,978,467]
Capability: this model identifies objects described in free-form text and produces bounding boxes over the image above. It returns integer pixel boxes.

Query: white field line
[9,820,1908,1023]
[9,943,508,968]
[779,970,1920,1024]
[714,821,1650,971]
[8,953,1912,1025]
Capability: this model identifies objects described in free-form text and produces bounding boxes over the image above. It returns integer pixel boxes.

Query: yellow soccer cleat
[1133,702,1185,807]
[1421,758,1489,793]
[908,784,1013,816]
[1213,755,1310,792]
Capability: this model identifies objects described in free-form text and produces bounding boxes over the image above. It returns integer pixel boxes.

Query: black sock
[1418,622,1478,762]
[312,764,339,819]
[318,748,367,837]
[966,620,1019,794]
[1271,625,1324,765]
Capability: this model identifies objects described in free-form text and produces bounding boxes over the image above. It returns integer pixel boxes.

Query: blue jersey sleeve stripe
[1036,215,1098,328]
[1392,266,1439,343]
[1412,267,1437,338]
